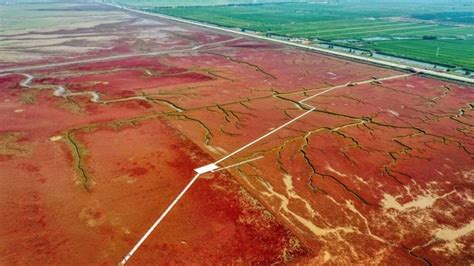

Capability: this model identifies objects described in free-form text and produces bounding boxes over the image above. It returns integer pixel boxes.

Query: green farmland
[139,2,474,70]
[366,39,474,69]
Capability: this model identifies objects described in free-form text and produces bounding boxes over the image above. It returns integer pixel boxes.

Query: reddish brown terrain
[0,2,473,265]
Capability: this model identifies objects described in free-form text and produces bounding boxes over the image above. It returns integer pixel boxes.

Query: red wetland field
[0,2,473,265]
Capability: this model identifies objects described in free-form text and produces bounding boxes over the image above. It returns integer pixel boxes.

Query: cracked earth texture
[0,3,473,265]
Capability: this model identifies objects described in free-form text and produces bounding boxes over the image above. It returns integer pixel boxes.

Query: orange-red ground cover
[1,3,473,265]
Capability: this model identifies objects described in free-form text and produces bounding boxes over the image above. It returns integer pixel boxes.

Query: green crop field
[121,2,474,70]
[366,39,474,69]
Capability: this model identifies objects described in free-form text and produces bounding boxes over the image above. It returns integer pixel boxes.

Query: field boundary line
[305,22,417,35]
[320,24,437,38]
[101,2,474,85]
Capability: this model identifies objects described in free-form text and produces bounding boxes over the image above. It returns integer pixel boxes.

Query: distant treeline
[413,12,474,24]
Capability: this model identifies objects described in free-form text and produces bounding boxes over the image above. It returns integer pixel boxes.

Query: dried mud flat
[0,3,473,265]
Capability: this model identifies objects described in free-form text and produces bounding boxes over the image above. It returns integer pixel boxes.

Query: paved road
[0,37,241,74]
[102,2,474,85]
